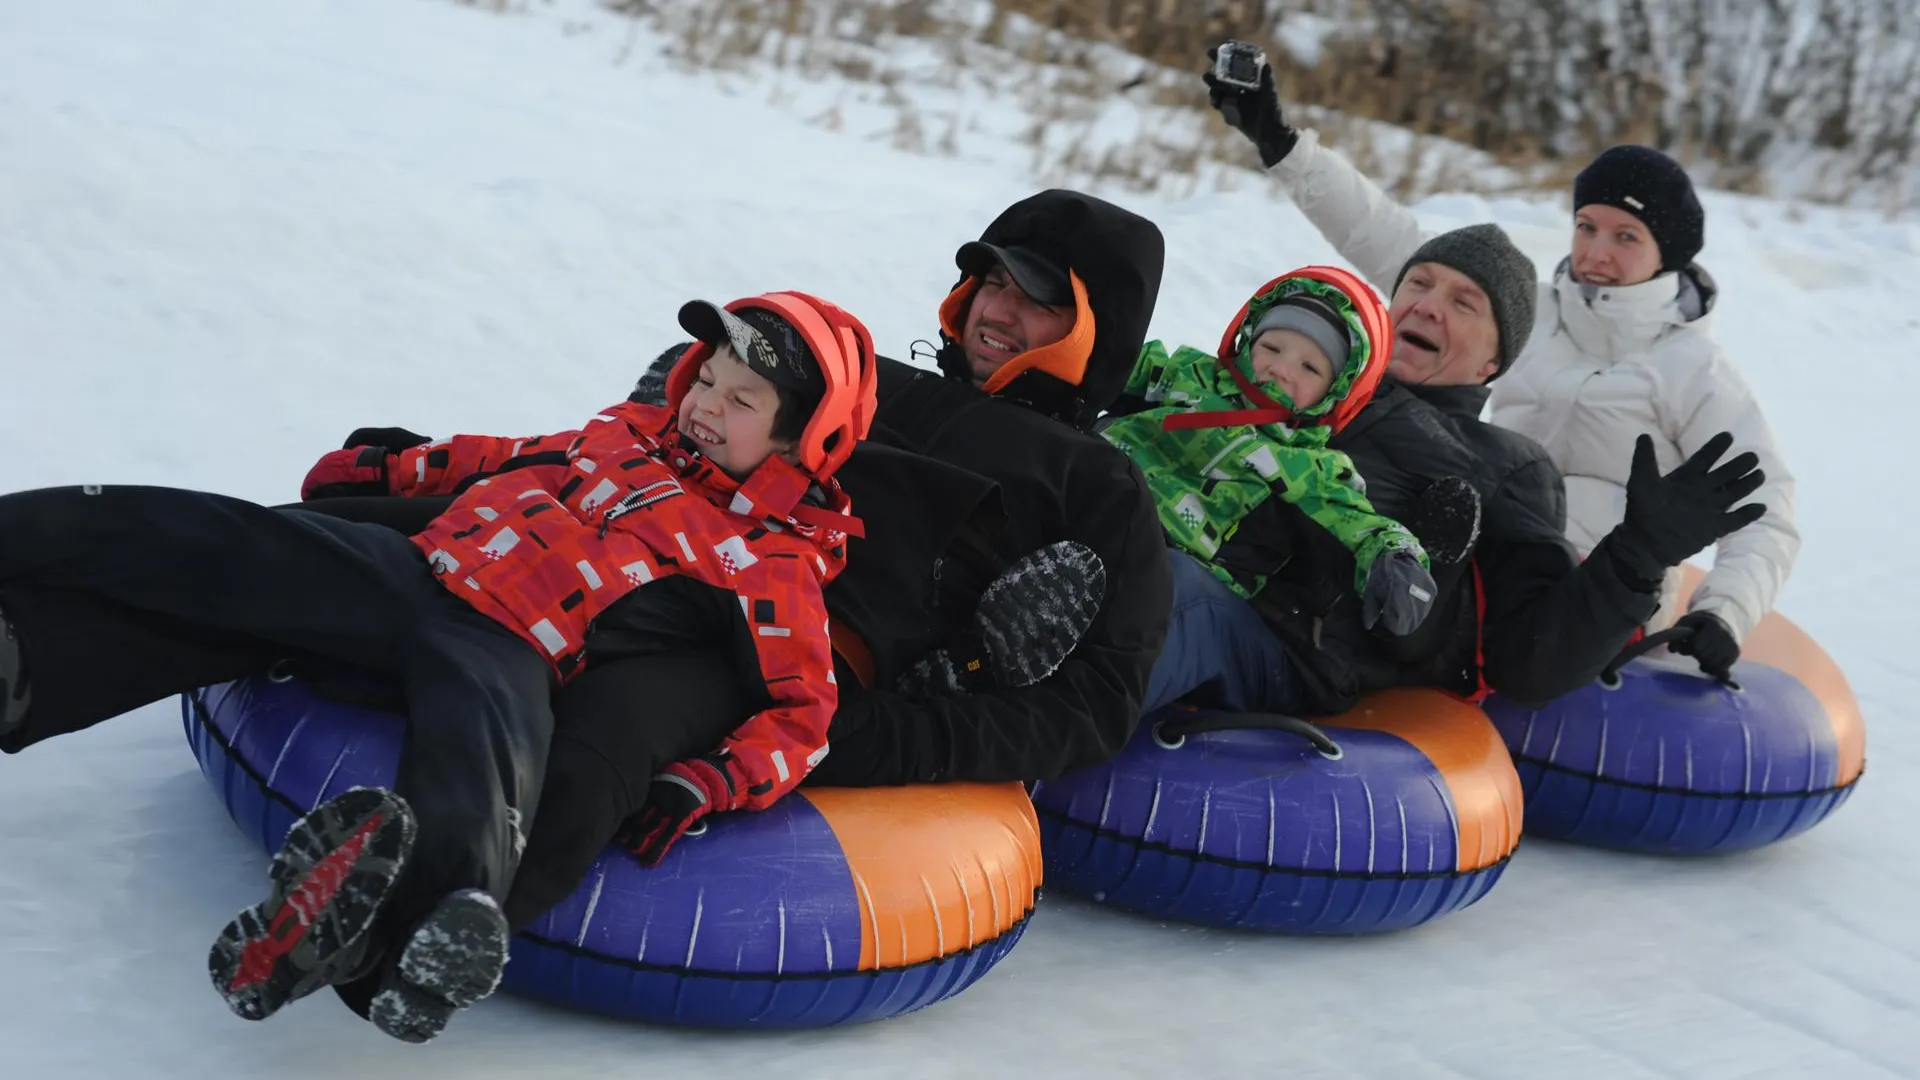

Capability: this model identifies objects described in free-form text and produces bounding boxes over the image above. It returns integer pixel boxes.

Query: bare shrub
[601,0,1918,211]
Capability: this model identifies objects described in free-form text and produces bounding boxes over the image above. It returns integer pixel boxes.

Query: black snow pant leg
[331,608,556,1020]
[0,484,557,881]
[500,650,752,932]
[385,608,556,923]
[0,584,287,751]
[0,484,451,747]
[0,486,554,1005]
[272,495,454,537]
[0,485,436,668]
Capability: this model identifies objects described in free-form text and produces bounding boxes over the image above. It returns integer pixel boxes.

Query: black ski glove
[341,426,433,453]
[1603,432,1767,590]
[630,343,692,407]
[1668,611,1741,681]
[1203,46,1299,168]
[1361,548,1437,637]
[1403,476,1482,567]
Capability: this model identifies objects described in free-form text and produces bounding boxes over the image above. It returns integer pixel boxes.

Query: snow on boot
[628,343,690,408]
[368,889,511,1045]
[210,787,417,1023]
[0,604,28,741]
[1405,476,1482,566]
[895,540,1107,696]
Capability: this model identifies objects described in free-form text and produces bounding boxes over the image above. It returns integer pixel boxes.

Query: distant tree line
[1003,0,1920,201]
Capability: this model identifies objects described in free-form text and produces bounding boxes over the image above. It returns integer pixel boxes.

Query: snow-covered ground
[3,0,1918,1076]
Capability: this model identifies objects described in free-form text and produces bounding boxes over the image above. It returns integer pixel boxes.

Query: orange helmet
[1209,264,1393,434]
[666,291,879,482]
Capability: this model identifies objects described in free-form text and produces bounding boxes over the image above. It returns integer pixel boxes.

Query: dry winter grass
[606,0,1526,202]
[485,0,1920,212]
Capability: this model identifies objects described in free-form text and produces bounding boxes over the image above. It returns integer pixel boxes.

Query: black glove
[1361,548,1437,637]
[630,343,693,407]
[341,426,433,453]
[1404,476,1482,566]
[1203,46,1299,168]
[1668,611,1741,681]
[1604,432,1766,589]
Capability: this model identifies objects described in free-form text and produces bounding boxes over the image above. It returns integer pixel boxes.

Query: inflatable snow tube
[181,670,1041,1028]
[1483,567,1866,855]
[1030,689,1524,934]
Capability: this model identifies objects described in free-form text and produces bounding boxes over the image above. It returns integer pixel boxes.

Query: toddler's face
[1249,328,1335,411]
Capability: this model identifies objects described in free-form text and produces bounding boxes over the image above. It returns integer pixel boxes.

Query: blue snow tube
[181,668,1041,1028]
[1030,689,1524,934]
[1483,597,1865,855]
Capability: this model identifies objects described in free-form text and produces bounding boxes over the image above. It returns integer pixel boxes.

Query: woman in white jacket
[1202,47,1798,681]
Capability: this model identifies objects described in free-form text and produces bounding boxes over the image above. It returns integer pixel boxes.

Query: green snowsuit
[1101,275,1425,602]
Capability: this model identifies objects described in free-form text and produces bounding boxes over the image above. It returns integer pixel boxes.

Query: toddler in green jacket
[1102,266,1470,636]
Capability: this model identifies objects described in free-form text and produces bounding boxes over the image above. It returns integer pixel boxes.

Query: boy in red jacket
[0,291,876,1044]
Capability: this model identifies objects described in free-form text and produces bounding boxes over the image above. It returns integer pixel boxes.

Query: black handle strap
[1153,711,1344,759]
[1599,626,1740,691]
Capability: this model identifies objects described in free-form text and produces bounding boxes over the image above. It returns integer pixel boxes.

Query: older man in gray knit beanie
[1389,223,1539,382]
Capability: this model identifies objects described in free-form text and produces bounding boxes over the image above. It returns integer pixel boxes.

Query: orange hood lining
[939,271,1097,395]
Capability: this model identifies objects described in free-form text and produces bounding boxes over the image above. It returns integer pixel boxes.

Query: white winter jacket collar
[1547,258,1717,364]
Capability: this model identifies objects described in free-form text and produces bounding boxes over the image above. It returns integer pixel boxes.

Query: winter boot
[210,787,417,1023]
[367,888,511,1044]
[0,604,29,742]
[895,540,1107,696]
[628,343,690,408]
[1405,476,1483,567]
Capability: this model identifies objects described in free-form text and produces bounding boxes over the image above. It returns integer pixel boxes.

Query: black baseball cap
[955,240,1073,308]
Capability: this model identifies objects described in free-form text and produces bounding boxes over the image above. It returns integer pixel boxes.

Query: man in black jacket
[1115,235,1764,719]
[295,190,1173,928]
[1243,359,1765,717]
[809,190,1172,784]
[605,190,1173,786]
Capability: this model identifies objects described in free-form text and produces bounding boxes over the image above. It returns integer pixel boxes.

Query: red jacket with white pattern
[392,401,854,815]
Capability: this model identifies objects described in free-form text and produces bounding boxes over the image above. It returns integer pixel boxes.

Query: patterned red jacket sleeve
[387,426,589,497]
[665,549,836,813]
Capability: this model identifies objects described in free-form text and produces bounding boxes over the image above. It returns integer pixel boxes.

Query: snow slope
[2,0,1918,1076]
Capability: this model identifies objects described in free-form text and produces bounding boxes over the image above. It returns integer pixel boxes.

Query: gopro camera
[1212,40,1268,92]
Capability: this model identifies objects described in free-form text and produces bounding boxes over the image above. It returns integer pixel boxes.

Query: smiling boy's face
[1386,262,1502,386]
[1248,328,1335,411]
[676,345,794,477]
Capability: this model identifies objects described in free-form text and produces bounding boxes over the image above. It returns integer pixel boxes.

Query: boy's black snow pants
[282,497,776,932]
[282,493,889,935]
[0,485,555,952]
[497,649,749,930]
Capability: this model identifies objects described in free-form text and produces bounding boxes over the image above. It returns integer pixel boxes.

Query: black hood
[938,189,1165,430]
